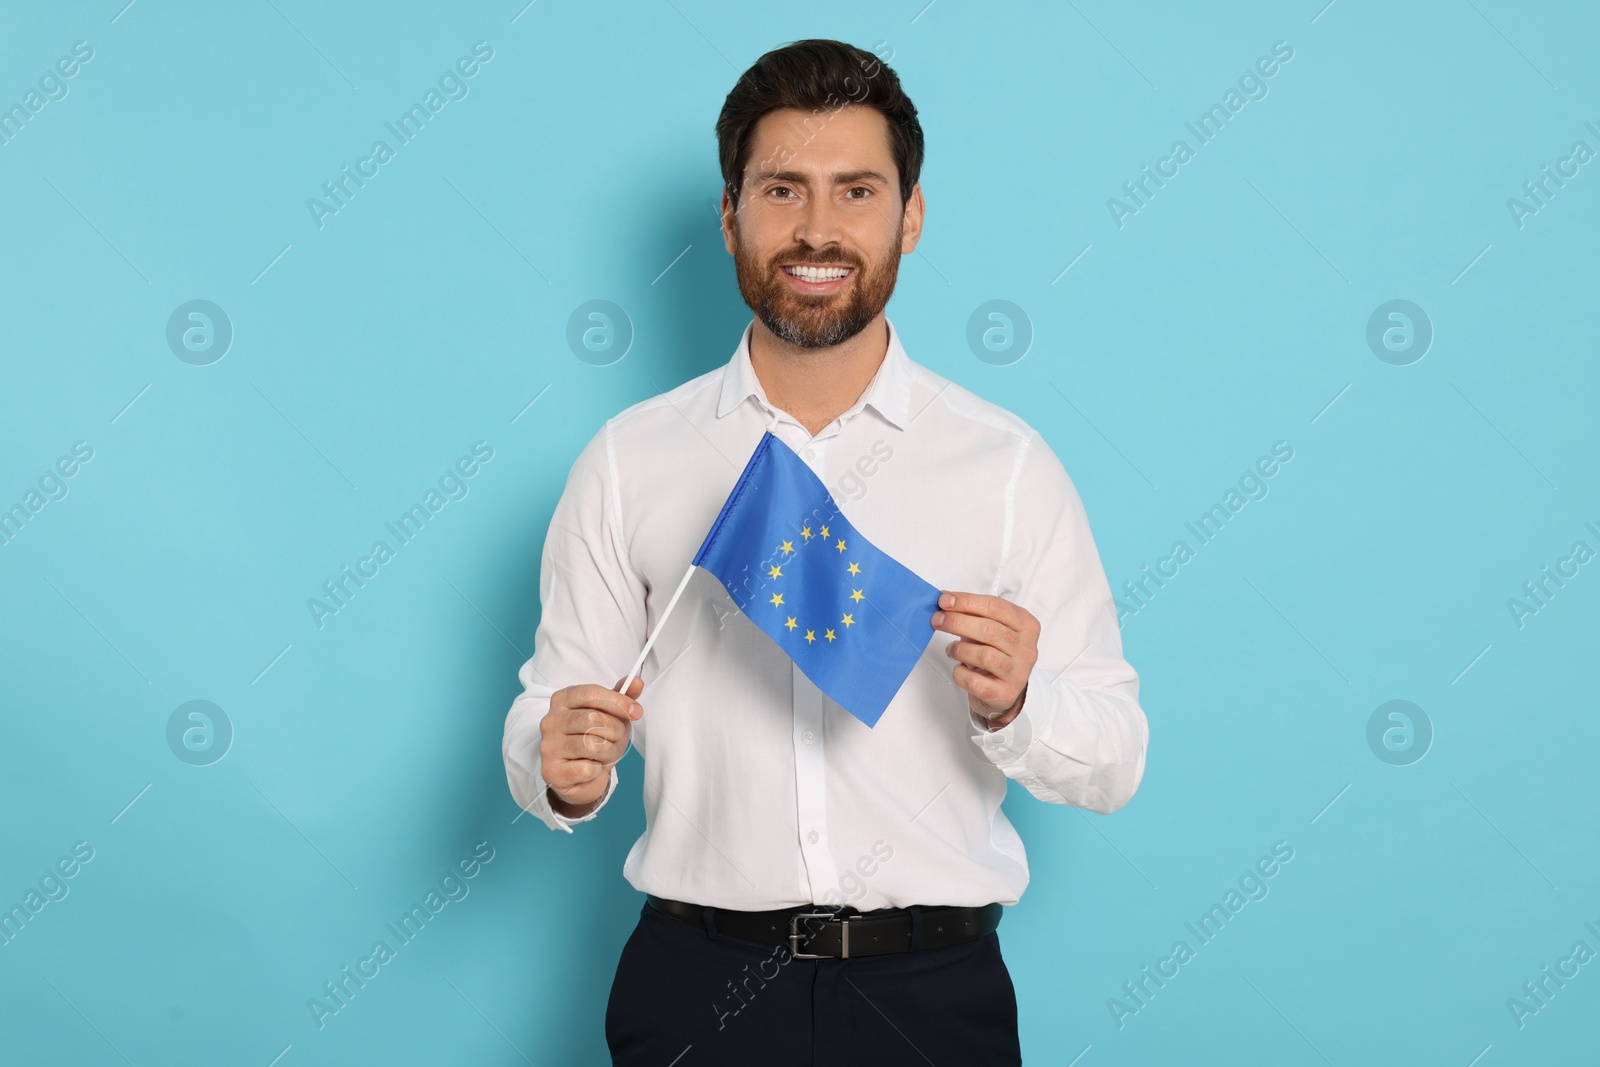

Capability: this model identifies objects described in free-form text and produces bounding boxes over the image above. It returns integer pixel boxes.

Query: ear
[720,187,738,255]
[900,182,925,254]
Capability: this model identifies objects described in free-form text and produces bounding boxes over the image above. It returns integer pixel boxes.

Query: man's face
[722,105,924,350]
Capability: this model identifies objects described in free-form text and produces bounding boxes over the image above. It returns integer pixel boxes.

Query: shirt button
[801,730,814,744]
[807,830,819,844]
[803,448,815,460]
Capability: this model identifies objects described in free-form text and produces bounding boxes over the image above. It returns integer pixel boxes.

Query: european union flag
[692,430,942,727]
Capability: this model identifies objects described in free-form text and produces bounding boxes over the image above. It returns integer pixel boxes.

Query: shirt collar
[715,316,913,431]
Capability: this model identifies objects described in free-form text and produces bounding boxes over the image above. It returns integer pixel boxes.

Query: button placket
[792,666,830,900]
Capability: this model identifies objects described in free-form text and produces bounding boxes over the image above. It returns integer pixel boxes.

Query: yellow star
[849,588,864,603]
[801,526,812,540]
[824,628,836,642]
[779,540,794,555]
[835,539,846,552]
[784,616,797,631]
[768,564,783,579]
[770,592,784,607]
[847,562,861,576]
[804,629,815,643]
[820,525,830,539]
[841,613,854,628]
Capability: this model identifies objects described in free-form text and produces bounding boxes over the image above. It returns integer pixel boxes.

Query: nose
[795,194,846,253]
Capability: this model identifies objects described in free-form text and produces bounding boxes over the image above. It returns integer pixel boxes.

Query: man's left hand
[931,591,1039,730]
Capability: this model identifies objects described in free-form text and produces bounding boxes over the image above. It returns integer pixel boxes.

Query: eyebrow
[752,169,891,187]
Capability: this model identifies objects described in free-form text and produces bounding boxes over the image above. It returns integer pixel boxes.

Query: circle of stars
[765,522,865,645]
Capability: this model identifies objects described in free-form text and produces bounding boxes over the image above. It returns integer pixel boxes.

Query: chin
[761,310,871,350]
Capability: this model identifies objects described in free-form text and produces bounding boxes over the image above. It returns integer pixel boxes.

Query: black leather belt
[645,895,1002,958]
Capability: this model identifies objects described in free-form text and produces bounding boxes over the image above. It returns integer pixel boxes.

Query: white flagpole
[617,562,696,695]
[615,414,780,696]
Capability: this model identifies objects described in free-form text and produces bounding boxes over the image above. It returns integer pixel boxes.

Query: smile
[780,265,854,290]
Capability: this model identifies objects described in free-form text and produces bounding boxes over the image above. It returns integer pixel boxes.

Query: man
[502,38,1148,1066]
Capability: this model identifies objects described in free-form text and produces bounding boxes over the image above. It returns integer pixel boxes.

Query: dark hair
[716,39,923,212]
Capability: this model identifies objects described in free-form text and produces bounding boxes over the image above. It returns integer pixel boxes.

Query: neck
[748,314,889,437]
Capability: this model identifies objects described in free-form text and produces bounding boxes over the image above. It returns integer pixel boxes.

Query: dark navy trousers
[604,900,1022,1066]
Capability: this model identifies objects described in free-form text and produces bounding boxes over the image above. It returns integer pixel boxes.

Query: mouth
[779,263,855,294]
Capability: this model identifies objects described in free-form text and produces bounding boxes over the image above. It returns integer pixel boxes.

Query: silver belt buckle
[788,911,848,959]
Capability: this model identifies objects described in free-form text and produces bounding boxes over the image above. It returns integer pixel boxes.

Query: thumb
[614,675,646,699]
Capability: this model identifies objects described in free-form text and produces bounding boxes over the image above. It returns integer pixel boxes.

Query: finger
[935,591,1036,635]
[560,729,628,763]
[944,637,1017,683]
[563,682,643,722]
[951,662,1014,709]
[613,676,646,699]
[931,609,1019,654]
[561,706,631,743]
[547,756,609,791]
[550,723,624,764]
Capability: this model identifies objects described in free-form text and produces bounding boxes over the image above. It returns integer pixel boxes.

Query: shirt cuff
[968,671,1044,767]
[540,763,619,833]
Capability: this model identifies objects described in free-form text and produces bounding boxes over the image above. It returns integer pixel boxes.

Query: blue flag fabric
[691,430,942,727]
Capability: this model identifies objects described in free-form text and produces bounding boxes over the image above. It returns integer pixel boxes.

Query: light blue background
[2,2,1596,1064]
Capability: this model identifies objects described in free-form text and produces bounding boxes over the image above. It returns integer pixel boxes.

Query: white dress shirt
[502,316,1148,910]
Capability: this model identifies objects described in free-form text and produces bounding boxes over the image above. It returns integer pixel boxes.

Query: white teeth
[786,265,851,282]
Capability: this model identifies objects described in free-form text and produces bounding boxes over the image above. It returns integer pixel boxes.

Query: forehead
[742,104,895,182]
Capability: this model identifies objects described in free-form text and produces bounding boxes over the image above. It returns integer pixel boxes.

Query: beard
[732,221,902,350]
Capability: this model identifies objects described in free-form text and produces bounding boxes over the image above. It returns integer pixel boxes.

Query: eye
[846,186,871,200]
[769,186,797,200]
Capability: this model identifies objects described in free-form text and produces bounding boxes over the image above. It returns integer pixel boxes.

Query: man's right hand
[539,677,644,819]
